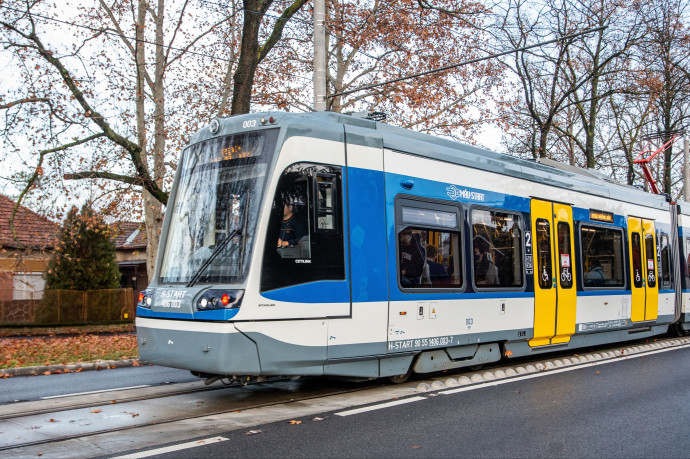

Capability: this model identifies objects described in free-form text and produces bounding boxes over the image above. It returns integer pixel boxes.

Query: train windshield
[159,129,279,284]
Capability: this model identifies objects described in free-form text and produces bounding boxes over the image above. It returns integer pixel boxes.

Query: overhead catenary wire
[329,25,607,99]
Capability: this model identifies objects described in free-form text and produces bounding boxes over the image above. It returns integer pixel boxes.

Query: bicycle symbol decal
[648,272,655,283]
[560,268,572,282]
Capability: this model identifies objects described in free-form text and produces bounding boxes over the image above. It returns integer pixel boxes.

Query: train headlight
[196,289,244,311]
[138,289,154,308]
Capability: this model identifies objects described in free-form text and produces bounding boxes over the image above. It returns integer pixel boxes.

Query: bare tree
[637,0,690,194]
[0,0,309,278]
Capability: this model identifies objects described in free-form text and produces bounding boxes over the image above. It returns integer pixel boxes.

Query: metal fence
[0,288,134,325]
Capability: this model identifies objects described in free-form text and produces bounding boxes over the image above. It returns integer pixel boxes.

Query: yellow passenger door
[530,199,577,347]
[628,217,658,322]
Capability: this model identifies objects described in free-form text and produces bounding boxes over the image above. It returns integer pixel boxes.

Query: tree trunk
[144,0,166,280]
[231,0,272,115]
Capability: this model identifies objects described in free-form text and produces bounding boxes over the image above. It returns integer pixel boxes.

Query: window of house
[260,163,345,291]
[580,225,625,288]
[396,199,462,290]
[472,209,524,289]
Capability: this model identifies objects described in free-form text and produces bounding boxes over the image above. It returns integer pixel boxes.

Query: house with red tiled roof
[0,194,59,301]
[1,196,150,306]
[111,221,149,299]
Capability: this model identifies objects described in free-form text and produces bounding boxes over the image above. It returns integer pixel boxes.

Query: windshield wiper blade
[186,229,241,288]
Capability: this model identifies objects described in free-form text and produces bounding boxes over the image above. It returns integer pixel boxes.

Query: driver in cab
[277,199,306,248]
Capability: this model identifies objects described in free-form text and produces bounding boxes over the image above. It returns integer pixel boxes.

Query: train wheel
[673,322,687,337]
[388,368,412,384]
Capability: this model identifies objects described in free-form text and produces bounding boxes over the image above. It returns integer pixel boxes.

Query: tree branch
[64,171,147,186]
[256,0,308,65]
[1,12,168,205]
[0,97,50,110]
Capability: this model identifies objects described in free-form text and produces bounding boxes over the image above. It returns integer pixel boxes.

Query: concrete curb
[0,359,143,377]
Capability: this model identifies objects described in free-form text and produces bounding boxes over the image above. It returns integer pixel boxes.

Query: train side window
[659,233,671,288]
[535,219,552,289]
[472,209,524,289]
[396,200,463,290]
[580,225,625,288]
[260,163,345,292]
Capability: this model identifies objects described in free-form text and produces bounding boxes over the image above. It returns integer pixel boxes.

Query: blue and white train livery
[135,111,690,383]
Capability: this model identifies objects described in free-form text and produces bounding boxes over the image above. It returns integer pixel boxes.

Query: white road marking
[114,436,229,458]
[439,342,690,395]
[335,396,427,416]
[40,385,151,399]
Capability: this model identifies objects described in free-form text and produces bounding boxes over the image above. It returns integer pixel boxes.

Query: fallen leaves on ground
[288,420,302,425]
[0,333,138,369]
[246,430,262,435]
[90,409,102,414]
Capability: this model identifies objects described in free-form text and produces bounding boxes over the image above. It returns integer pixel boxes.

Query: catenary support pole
[313,0,327,111]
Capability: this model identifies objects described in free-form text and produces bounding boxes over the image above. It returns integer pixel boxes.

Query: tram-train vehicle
[135,111,690,383]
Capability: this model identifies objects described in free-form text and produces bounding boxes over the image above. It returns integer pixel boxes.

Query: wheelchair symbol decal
[541,267,550,283]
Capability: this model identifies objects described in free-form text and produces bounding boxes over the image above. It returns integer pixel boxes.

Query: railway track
[0,375,382,452]
[3,335,689,454]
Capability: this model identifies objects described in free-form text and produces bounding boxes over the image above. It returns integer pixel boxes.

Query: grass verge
[0,324,138,372]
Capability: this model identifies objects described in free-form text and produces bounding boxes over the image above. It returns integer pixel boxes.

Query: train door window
[260,163,345,292]
[396,199,462,290]
[472,209,524,289]
[659,233,671,288]
[580,225,625,288]
[645,234,656,288]
[631,232,643,288]
[557,222,573,289]
[535,219,552,289]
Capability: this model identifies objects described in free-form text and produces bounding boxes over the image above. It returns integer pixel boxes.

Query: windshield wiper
[186,228,242,288]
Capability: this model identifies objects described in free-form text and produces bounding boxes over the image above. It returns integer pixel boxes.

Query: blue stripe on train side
[136,307,241,320]
[347,167,389,302]
[384,172,531,212]
[259,280,350,303]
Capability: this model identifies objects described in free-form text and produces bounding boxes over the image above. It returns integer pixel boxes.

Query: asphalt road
[0,365,198,404]
[140,346,690,458]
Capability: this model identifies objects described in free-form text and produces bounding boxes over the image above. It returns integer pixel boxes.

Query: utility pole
[313,0,327,111]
